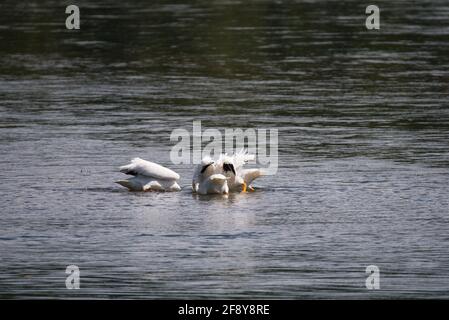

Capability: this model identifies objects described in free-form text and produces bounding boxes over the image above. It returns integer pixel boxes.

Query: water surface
[1,0,449,298]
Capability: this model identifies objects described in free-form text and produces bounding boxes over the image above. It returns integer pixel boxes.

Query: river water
[1,0,449,298]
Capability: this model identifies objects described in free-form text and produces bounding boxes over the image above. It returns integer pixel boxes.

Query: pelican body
[116,158,181,192]
[192,150,264,194]
[216,150,264,192]
[192,156,229,195]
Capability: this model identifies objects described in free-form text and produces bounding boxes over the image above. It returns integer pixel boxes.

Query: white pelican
[217,149,264,192]
[192,156,229,195]
[116,158,181,192]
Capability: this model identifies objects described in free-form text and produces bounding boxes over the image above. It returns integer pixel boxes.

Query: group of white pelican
[115,149,264,194]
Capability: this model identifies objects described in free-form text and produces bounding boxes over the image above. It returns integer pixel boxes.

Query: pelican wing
[233,148,255,169]
[241,168,264,185]
[119,158,180,180]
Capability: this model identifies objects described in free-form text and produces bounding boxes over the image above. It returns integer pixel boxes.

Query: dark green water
[0,0,449,298]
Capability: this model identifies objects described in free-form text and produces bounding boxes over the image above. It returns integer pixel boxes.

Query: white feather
[192,156,229,194]
[119,158,180,180]
[117,158,181,192]
[241,168,264,185]
[197,174,229,195]
[216,149,263,191]
[233,148,255,170]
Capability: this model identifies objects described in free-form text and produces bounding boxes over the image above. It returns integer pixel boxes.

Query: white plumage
[197,173,229,195]
[192,156,229,194]
[116,150,265,194]
[216,149,264,192]
[116,158,181,192]
[240,168,264,186]
[191,149,264,194]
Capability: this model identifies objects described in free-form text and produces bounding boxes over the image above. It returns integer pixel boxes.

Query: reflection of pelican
[217,149,264,192]
[192,156,229,195]
[116,158,181,192]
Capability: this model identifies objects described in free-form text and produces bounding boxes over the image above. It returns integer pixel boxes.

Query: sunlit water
[1,0,449,298]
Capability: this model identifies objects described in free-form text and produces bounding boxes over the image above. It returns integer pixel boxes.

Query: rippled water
[1,0,449,298]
